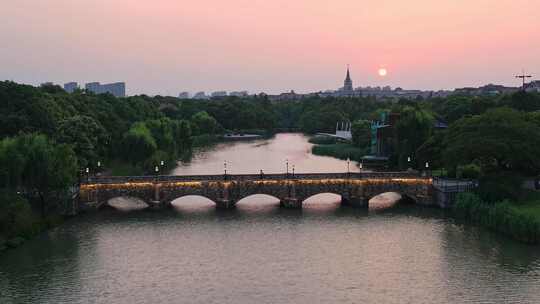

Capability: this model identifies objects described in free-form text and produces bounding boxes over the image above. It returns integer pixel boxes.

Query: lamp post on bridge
[85,167,90,183]
[224,160,228,180]
[292,164,295,178]
[425,161,430,177]
[286,159,289,178]
[154,165,159,183]
[97,161,102,176]
[347,158,350,177]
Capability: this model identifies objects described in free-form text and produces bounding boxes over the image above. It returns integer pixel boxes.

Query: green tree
[299,108,345,134]
[505,91,540,112]
[444,108,540,175]
[3,134,79,217]
[394,106,435,169]
[191,111,221,135]
[351,120,371,148]
[173,120,192,153]
[145,118,175,154]
[122,123,157,165]
[443,108,540,200]
[56,115,108,168]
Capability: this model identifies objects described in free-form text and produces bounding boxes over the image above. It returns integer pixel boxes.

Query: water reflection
[173,133,361,175]
[107,197,149,211]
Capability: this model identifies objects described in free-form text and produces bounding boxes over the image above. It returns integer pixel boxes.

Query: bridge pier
[341,196,369,208]
[280,198,302,209]
[147,200,167,210]
[215,199,236,209]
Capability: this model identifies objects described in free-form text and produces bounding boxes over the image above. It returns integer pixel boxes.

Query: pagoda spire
[343,64,353,92]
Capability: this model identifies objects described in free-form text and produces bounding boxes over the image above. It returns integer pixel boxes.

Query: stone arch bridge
[78,172,434,211]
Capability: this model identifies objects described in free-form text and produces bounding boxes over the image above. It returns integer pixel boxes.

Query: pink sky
[1,0,539,95]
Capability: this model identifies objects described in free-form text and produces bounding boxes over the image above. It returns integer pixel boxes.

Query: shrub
[308,136,337,145]
[0,190,39,239]
[311,143,367,162]
[457,163,481,179]
[477,172,523,202]
[453,193,540,244]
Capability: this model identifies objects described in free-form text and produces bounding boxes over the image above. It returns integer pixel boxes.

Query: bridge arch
[101,196,150,210]
[301,192,343,205]
[168,194,219,208]
[236,194,281,206]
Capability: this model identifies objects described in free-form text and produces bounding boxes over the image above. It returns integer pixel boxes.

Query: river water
[1,133,540,304]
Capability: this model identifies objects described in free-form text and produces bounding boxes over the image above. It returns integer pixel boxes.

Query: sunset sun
[378,68,388,77]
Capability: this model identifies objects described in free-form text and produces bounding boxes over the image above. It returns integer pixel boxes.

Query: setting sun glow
[378,68,388,77]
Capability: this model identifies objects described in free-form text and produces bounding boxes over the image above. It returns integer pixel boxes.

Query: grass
[454,191,540,244]
[311,143,367,162]
[308,136,338,145]
[512,190,540,220]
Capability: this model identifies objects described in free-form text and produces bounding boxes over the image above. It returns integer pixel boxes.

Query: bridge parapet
[85,171,424,185]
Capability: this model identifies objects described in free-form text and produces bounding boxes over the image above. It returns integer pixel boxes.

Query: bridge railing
[83,171,426,185]
[432,177,478,193]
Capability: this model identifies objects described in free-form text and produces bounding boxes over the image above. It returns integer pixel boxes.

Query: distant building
[64,82,78,93]
[178,92,190,99]
[454,84,518,96]
[331,66,358,97]
[211,91,228,98]
[40,82,54,87]
[84,82,126,97]
[229,91,249,97]
[526,81,540,93]
[343,66,353,92]
[193,91,209,100]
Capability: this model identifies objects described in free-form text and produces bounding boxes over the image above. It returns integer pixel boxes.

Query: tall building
[343,66,353,92]
[85,82,102,93]
[84,82,126,97]
[64,82,78,93]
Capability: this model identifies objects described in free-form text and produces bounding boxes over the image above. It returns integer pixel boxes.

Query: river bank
[453,192,540,244]
[308,136,367,162]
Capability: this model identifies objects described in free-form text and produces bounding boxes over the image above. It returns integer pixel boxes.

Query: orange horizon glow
[1,0,539,95]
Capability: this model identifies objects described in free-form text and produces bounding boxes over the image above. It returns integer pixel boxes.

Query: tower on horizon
[343,65,353,92]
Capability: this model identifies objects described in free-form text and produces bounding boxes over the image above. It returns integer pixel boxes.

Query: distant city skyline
[1,0,539,95]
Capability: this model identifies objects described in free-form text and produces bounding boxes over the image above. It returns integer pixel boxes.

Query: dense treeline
[1,80,540,245]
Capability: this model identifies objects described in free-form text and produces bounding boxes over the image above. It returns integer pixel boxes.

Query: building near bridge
[178,92,190,99]
[84,82,126,97]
